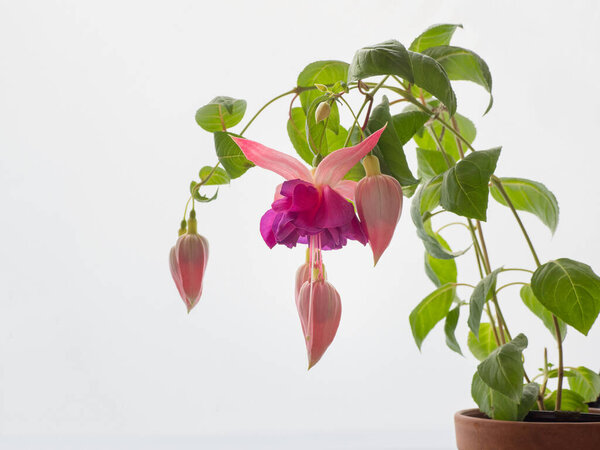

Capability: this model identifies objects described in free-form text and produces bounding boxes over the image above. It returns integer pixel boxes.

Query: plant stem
[495,281,528,295]
[490,175,565,410]
[553,315,564,410]
[344,76,389,147]
[240,88,298,136]
[429,125,454,167]
[490,176,542,267]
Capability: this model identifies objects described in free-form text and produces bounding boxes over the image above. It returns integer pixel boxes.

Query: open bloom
[296,278,342,369]
[355,155,403,265]
[232,127,385,250]
[169,213,209,313]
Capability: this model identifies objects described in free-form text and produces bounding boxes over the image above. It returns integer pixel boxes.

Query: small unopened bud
[315,102,331,123]
[178,219,187,236]
[315,83,328,92]
[358,80,370,92]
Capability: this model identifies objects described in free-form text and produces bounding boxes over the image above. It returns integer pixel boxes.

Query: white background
[1,1,600,449]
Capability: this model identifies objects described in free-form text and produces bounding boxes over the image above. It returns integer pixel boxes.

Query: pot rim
[456,408,600,426]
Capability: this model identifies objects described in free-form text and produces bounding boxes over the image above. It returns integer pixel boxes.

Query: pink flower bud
[295,262,311,302]
[296,279,342,369]
[355,155,403,265]
[169,213,209,313]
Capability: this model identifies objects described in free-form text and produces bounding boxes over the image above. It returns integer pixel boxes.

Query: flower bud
[315,102,331,123]
[356,155,403,265]
[295,262,311,302]
[296,279,342,369]
[169,212,209,312]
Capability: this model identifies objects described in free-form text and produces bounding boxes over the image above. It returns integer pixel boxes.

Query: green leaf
[419,176,442,213]
[441,147,501,220]
[468,323,499,361]
[366,96,418,187]
[408,51,457,116]
[392,110,430,145]
[568,367,600,403]
[305,95,330,156]
[519,285,567,342]
[348,40,414,83]
[297,60,348,133]
[423,46,493,114]
[490,178,559,234]
[411,177,468,260]
[417,148,455,180]
[213,132,254,179]
[444,306,463,355]
[544,389,589,412]
[324,125,349,154]
[189,181,218,203]
[517,383,540,420]
[477,334,528,402]
[424,233,457,287]
[413,111,476,161]
[198,166,230,185]
[471,372,518,421]
[409,283,456,350]
[531,258,600,335]
[195,96,247,132]
[287,107,313,165]
[409,24,463,52]
[468,268,503,337]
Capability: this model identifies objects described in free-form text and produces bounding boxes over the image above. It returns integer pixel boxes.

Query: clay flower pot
[455,408,600,449]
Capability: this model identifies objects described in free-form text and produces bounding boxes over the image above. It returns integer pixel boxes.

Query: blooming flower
[231,127,385,250]
[169,211,209,312]
[355,155,403,265]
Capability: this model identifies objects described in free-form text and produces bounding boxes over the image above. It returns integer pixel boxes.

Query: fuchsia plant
[171,24,600,420]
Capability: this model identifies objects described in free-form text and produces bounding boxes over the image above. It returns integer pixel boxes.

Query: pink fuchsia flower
[231,127,386,250]
[296,277,342,370]
[169,211,209,313]
[355,155,403,265]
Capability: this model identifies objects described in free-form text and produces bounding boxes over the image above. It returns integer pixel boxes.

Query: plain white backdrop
[1,1,600,448]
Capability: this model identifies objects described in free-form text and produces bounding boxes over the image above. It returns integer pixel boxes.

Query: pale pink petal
[273,183,284,201]
[333,180,357,202]
[231,137,312,181]
[314,126,386,188]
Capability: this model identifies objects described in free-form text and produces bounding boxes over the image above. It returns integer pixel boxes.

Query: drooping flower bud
[169,211,209,313]
[295,262,311,302]
[315,102,331,123]
[355,155,403,265]
[296,278,342,369]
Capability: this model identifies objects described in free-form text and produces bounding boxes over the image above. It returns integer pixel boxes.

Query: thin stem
[240,88,297,136]
[553,316,564,410]
[454,282,476,289]
[490,176,542,266]
[183,162,222,219]
[429,125,453,167]
[343,75,389,147]
[495,281,528,295]
[491,174,566,405]
[338,96,364,140]
[436,222,470,234]
[502,267,535,274]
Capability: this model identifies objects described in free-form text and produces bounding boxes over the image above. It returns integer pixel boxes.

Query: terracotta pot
[455,408,600,449]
